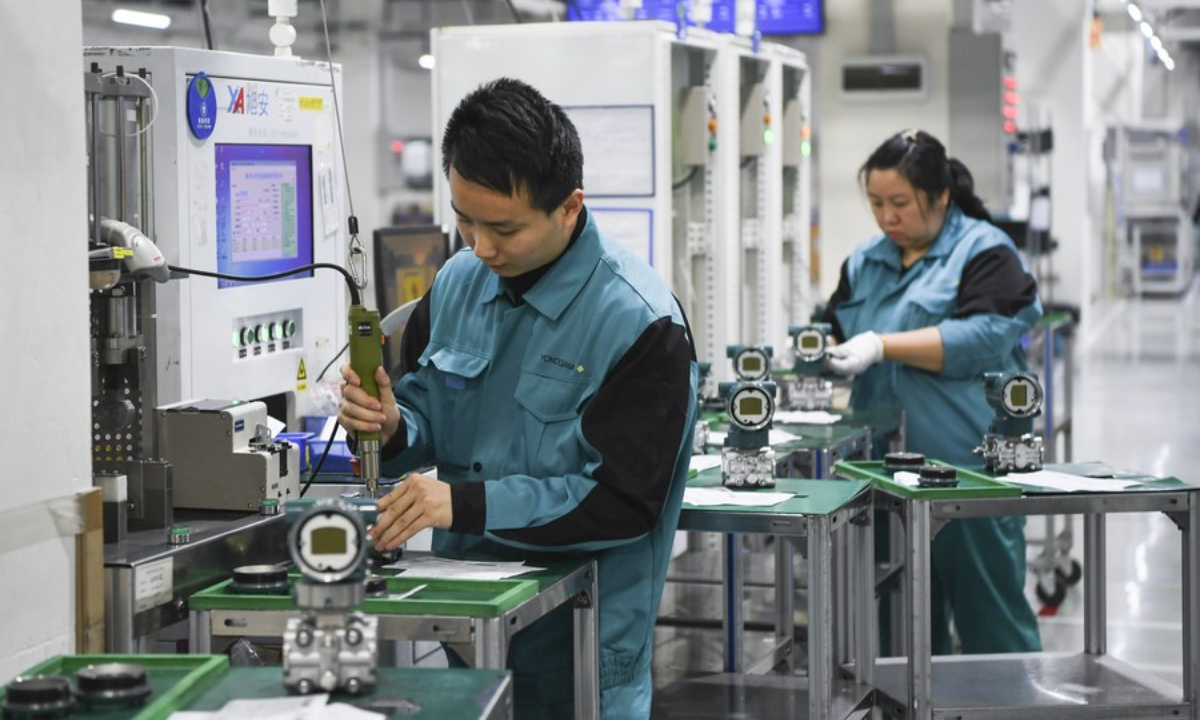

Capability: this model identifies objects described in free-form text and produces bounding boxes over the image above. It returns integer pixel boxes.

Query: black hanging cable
[199,0,216,50]
[167,263,361,306]
[672,167,699,190]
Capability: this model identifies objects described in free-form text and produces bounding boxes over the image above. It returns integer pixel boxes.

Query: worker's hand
[825,331,884,377]
[338,365,401,446]
[368,473,453,551]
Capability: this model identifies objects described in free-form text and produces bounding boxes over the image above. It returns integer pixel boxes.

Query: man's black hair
[441,78,584,215]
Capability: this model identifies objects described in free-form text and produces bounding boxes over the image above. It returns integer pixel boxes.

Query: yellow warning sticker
[299,96,324,111]
[297,358,308,393]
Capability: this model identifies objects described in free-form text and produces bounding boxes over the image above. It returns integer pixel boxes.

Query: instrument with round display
[727,384,775,431]
[1000,374,1042,418]
[793,328,826,362]
[733,348,771,382]
[288,503,368,585]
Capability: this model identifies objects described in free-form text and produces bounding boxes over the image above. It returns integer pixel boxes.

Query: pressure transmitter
[728,345,772,382]
[786,323,834,410]
[973,371,1045,474]
[719,379,778,488]
[283,499,379,695]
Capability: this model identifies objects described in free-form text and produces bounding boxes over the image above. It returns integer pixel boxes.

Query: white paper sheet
[382,556,544,580]
[893,471,921,487]
[708,429,801,446]
[774,410,843,425]
[683,487,795,508]
[211,695,328,720]
[320,704,388,720]
[689,455,724,473]
[997,470,1144,493]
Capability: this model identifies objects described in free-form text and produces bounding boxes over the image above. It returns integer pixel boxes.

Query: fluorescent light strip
[112,9,172,30]
[1127,3,1143,22]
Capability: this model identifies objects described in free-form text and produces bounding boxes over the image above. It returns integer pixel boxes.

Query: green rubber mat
[834,459,1022,500]
[185,666,510,718]
[685,469,870,516]
[0,654,228,720]
[190,573,538,617]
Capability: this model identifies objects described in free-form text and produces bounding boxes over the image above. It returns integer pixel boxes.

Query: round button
[254,325,265,343]
[270,322,281,341]
[285,320,297,338]
[231,330,240,348]
[240,328,253,346]
[472,462,483,473]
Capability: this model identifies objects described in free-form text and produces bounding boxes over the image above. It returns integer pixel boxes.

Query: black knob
[4,675,74,718]
[884,452,926,472]
[917,464,959,488]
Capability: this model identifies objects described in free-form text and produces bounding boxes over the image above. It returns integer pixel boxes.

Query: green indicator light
[231,330,240,348]
[801,140,812,157]
[763,128,775,146]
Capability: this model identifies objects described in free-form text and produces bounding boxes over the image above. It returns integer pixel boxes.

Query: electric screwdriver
[348,304,384,498]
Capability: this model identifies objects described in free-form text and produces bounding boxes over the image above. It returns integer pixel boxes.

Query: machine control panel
[233,309,303,359]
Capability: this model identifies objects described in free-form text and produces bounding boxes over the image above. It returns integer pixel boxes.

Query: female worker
[823,129,1042,654]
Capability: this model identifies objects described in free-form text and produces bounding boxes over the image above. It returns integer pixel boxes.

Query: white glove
[825,331,884,377]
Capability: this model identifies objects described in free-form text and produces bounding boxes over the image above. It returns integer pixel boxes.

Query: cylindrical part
[917,464,959,488]
[106,292,137,338]
[884,452,925,474]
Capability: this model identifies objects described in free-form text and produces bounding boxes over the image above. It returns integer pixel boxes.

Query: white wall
[815,0,954,296]
[1012,3,1094,318]
[0,1,92,681]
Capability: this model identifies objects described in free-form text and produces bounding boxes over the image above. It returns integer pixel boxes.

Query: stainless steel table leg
[475,617,506,669]
[775,535,795,672]
[854,505,875,687]
[723,532,746,673]
[809,515,833,720]
[891,504,908,657]
[907,498,932,720]
[190,609,212,654]
[835,528,851,666]
[1184,498,1199,718]
[574,561,600,720]
[1084,513,1107,655]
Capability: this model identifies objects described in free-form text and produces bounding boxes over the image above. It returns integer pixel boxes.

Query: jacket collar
[863,205,967,270]
[480,208,601,321]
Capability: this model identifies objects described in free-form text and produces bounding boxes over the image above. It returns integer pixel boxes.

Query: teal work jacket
[827,206,1042,465]
[381,210,698,717]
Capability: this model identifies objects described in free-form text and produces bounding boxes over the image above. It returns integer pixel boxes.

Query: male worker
[338,78,698,719]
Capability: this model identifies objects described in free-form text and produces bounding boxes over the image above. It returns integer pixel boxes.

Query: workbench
[0,654,512,720]
[188,556,598,719]
[658,470,876,720]
[836,459,1200,720]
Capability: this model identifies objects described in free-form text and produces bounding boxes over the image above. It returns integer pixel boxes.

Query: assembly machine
[1109,122,1195,294]
[432,21,741,388]
[84,44,353,651]
[765,44,815,335]
[717,36,785,355]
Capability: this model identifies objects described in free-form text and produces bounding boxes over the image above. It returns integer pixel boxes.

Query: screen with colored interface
[216,144,314,288]
[739,397,764,416]
[311,527,347,555]
[566,0,822,35]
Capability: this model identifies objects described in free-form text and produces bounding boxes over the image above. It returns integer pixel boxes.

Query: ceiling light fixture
[111,9,172,30]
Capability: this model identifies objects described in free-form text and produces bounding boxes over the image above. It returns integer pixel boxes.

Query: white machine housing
[765,44,814,336]
[83,47,349,427]
[717,36,785,354]
[157,399,300,511]
[432,21,741,386]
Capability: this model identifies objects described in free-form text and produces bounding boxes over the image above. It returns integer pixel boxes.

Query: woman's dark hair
[441,78,583,215]
[858,129,991,222]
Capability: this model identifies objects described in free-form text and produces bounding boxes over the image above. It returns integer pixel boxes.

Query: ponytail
[947,158,991,222]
